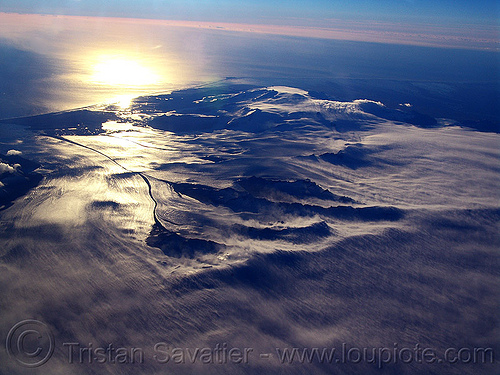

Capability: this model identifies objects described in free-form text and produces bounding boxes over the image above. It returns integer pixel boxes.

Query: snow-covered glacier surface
[0,81,498,374]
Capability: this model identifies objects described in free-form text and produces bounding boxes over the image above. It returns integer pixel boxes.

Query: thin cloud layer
[0,13,497,51]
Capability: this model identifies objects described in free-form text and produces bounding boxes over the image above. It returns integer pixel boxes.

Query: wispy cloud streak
[1,12,498,51]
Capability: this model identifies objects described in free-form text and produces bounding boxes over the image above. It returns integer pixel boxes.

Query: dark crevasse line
[136,172,166,230]
[47,135,176,230]
[49,135,134,173]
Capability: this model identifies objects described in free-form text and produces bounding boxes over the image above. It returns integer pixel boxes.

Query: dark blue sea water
[1,29,498,130]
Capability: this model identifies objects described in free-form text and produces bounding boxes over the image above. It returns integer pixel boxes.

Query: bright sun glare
[91,57,160,86]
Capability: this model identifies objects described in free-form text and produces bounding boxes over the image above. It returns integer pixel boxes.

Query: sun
[90,56,160,86]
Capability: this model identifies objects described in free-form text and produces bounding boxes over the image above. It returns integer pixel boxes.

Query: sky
[1,0,498,27]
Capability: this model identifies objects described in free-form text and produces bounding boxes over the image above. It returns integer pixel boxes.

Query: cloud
[0,162,15,174]
[0,12,497,51]
[6,149,22,156]
[145,18,500,51]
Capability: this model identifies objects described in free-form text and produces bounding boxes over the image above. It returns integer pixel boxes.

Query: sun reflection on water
[82,51,171,108]
[113,95,135,109]
[90,56,160,86]
[0,13,209,114]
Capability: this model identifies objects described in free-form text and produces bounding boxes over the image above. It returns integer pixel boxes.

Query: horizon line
[1,12,498,51]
